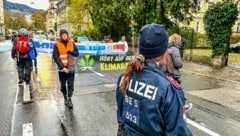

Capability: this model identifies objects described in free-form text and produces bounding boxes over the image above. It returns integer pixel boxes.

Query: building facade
[186,0,240,34]
[46,0,58,35]
[0,0,5,40]
[56,0,92,38]
[56,0,73,37]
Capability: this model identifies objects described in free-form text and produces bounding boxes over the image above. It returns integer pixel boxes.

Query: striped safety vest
[56,40,74,67]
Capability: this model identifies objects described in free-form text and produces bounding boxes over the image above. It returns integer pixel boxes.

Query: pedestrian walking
[167,33,183,84]
[52,29,79,109]
[28,31,38,72]
[116,24,192,136]
[107,35,113,43]
[11,28,32,86]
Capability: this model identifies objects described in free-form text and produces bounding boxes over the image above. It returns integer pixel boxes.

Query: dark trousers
[58,72,75,98]
[17,58,32,84]
[33,58,37,68]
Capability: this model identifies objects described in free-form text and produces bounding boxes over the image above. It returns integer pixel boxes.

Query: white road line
[89,69,105,77]
[187,118,220,136]
[22,123,33,136]
[10,85,20,136]
[23,83,31,102]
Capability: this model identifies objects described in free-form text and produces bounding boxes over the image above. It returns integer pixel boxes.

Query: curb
[182,69,240,84]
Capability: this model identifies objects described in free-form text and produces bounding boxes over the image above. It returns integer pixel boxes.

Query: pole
[190,29,193,61]
[132,31,134,53]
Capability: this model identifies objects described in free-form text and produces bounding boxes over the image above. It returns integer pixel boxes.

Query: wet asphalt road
[0,45,240,135]
[0,52,16,136]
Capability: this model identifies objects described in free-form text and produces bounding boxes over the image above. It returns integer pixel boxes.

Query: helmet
[19,28,28,36]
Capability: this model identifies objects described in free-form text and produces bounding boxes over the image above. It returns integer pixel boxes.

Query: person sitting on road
[116,24,192,136]
[52,29,79,109]
[167,33,183,84]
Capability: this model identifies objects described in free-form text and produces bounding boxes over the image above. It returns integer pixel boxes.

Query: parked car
[229,42,240,53]
[77,36,90,42]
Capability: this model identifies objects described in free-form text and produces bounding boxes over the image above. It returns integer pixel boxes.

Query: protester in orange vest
[52,29,79,108]
[107,35,113,43]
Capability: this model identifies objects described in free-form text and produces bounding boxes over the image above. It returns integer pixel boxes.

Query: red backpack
[16,36,30,54]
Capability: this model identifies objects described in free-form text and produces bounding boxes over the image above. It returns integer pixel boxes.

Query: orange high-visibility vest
[56,40,74,67]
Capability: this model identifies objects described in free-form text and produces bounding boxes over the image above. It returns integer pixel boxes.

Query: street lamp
[130,4,135,54]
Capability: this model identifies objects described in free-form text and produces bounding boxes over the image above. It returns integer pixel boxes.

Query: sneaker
[18,81,24,86]
[67,98,73,109]
[183,103,193,112]
[117,124,127,136]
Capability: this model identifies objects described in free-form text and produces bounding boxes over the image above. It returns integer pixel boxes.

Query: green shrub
[203,2,238,57]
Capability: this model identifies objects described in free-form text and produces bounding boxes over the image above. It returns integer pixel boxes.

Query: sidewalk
[182,61,240,111]
[183,61,240,82]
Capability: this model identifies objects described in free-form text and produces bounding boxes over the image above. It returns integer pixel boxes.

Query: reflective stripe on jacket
[56,40,74,66]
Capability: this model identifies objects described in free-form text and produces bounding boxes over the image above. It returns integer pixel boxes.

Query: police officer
[116,24,192,136]
[53,29,79,108]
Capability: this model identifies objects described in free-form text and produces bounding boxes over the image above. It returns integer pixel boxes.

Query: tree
[4,11,28,33]
[203,1,238,67]
[4,10,13,35]
[68,0,197,41]
[88,0,132,40]
[4,11,12,29]
[12,15,29,30]
[31,11,47,31]
[67,0,90,32]
[132,0,198,31]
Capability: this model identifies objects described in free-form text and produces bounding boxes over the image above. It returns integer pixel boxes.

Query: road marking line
[23,123,33,136]
[89,69,105,77]
[104,84,116,87]
[23,83,31,102]
[226,117,240,127]
[187,118,220,136]
[10,85,20,136]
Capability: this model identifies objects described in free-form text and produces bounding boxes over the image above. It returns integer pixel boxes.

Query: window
[51,3,54,8]
[238,3,240,12]
[208,0,216,6]
[197,1,201,11]
[196,22,200,32]
[237,23,240,33]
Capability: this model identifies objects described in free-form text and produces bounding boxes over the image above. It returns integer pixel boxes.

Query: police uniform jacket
[116,62,192,136]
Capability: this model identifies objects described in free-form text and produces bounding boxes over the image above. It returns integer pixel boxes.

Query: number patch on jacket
[124,95,140,126]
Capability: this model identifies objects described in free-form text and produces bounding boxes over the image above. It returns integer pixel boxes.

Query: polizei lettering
[128,79,158,100]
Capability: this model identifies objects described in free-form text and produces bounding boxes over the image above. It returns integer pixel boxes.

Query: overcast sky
[7,0,49,10]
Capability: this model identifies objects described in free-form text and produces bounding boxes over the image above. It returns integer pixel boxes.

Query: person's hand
[63,67,69,73]
[117,124,126,136]
[67,51,73,54]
